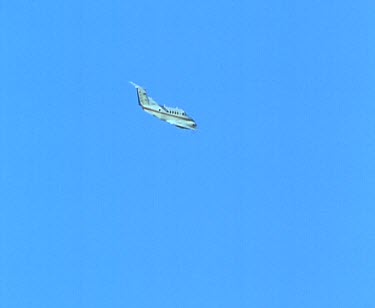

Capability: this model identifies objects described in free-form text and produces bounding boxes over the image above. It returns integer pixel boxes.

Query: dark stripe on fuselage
[136,89,142,106]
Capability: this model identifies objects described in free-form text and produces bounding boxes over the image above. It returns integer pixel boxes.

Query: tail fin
[130,81,150,106]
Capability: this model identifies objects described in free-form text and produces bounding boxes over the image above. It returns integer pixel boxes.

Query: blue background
[1,1,375,307]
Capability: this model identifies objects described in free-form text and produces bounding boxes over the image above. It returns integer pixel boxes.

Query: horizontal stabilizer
[129,81,141,88]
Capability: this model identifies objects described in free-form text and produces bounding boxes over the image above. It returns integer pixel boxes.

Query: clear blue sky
[1,1,375,307]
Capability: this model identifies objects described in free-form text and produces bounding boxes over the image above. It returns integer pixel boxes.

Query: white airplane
[130,82,197,130]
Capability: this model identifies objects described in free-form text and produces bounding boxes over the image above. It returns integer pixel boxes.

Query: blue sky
[1,1,375,307]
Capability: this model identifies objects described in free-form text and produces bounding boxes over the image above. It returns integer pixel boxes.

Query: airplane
[130,82,197,130]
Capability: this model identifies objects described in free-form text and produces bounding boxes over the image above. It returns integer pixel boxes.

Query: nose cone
[192,122,197,129]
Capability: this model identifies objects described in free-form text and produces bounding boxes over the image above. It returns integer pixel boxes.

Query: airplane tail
[130,81,150,106]
[129,81,140,88]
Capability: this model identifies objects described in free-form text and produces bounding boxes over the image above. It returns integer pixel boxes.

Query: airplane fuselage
[142,105,197,130]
